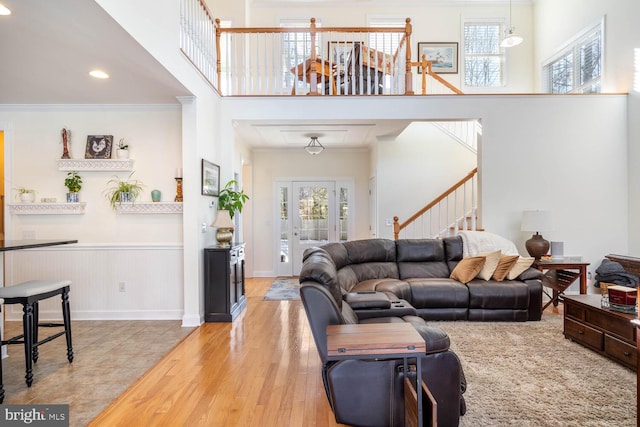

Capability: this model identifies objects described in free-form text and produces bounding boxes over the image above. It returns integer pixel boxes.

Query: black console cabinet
[204,243,246,322]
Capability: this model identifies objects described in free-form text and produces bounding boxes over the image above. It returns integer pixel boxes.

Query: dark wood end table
[534,259,590,310]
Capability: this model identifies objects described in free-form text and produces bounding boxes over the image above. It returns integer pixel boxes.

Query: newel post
[393,216,400,240]
[215,18,221,88]
[309,18,319,95]
[404,18,414,95]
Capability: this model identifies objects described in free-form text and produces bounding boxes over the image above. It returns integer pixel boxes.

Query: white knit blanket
[458,231,520,257]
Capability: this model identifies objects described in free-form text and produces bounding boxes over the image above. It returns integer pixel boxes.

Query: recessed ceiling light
[0,4,12,15]
[89,70,109,79]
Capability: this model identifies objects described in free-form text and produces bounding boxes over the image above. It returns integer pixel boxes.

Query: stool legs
[22,303,35,387]
[62,289,73,363]
[32,301,39,363]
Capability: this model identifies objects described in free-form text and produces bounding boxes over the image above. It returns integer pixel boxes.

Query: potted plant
[104,172,143,210]
[116,138,129,159]
[64,171,83,203]
[15,187,36,203]
[217,180,249,220]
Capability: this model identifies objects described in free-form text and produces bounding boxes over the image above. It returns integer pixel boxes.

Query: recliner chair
[300,247,466,427]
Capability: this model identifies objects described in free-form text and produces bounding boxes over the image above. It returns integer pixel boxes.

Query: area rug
[433,315,636,427]
[263,277,300,300]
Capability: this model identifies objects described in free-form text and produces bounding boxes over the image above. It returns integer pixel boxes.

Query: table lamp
[211,209,234,247]
[521,210,552,260]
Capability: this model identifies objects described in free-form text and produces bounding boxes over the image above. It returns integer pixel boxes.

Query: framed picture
[416,42,458,74]
[328,41,359,73]
[85,135,113,159]
[201,159,220,197]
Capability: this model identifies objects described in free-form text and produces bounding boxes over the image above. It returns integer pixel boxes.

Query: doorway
[276,179,353,276]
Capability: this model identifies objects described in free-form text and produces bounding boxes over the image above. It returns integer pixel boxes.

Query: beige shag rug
[433,315,636,427]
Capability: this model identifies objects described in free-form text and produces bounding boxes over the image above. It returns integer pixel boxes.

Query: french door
[276,180,353,276]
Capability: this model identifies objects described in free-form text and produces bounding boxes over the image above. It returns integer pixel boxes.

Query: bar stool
[0,280,73,387]
[0,297,4,403]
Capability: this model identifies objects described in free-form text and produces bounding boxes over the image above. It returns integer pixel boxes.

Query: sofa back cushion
[396,239,450,279]
[444,236,464,272]
[300,247,343,307]
[336,239,399,292]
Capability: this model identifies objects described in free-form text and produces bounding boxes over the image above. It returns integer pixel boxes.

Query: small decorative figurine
[61,128,71,159]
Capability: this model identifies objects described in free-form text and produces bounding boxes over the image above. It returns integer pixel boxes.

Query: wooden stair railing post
[215,18,221,89]
[308,18,319,96]
[393,216,401,240]
[404,18,414,95]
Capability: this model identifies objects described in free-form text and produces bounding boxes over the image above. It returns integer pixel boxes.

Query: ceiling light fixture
[89,69,109,79]
[500,0,523,48]
[305,136,324,155]
[0,4,11,15]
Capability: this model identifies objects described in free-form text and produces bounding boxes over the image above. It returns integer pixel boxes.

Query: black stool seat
[0,297,3,403]
[0,279,73,387]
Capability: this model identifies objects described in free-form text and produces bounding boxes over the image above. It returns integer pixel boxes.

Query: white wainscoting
[3,244,183,321]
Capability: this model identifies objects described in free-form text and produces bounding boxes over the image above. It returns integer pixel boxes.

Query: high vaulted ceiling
[0,0,190,104]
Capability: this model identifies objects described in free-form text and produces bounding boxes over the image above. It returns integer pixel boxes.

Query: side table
[534,259,590,310]
[326,323,434,427]
[631,318,640,427]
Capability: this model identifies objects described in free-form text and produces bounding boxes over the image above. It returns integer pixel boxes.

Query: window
[463,21,505,87]
[543,21,603,94]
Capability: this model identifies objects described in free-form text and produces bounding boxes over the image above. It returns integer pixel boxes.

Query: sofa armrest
[345,291,391,309]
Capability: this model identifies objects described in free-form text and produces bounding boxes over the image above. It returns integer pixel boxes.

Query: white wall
[628,91,640,254]
[250,148,370,277]
[374,122,477,239]
[224,93,628,293]
[533,0,640,92]
[96,0,226,326]
[0,105,184,320]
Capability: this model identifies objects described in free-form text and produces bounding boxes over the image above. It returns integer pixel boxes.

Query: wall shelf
[57,159,134,171]
[9,202,87,215]
[114,202,183,214]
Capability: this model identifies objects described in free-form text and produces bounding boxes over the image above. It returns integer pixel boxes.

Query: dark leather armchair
[300,247,466,427]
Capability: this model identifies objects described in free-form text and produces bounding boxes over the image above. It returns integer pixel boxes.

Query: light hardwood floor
[89,277,346,427]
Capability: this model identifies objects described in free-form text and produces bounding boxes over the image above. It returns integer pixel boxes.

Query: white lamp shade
[211,209,234,228]
[500,33,523,48]
[521,210,552,232]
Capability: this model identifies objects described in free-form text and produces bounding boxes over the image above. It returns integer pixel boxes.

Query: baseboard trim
[5,310,184,321]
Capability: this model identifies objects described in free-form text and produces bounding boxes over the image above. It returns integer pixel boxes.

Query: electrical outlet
[119,282,126,292]
[201,222,207,233]
[385,219,393,227]
[22,230,36,239]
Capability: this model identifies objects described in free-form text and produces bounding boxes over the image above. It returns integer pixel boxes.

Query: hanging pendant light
[305,136,324,155]
[501,0,523,48]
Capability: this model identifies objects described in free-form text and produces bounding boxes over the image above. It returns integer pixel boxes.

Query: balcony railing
[180,0,462,96]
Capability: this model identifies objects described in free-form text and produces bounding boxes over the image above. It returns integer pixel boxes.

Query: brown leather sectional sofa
[299,236,543,427]
[313,236,543,322]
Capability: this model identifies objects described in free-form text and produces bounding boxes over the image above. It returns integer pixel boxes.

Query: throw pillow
[506,256,535,280]
[476,250,502,280]
[492,254,520,281]
[450,256,486,283]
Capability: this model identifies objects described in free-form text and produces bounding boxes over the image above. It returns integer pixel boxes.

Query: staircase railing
[179,0,464,96]
[393,168,479,240]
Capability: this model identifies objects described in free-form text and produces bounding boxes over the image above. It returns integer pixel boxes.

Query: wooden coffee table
[563,294,637,370]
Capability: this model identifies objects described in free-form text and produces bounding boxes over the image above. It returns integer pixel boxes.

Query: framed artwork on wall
[416,42,458,74]
[201,159,220,197]
[84,135,113,159]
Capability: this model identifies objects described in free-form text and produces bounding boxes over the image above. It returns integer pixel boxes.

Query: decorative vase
[118,192,131,203]
[20,192,35,203]
[66,192,79,203]
[116,149,130,159]
[151,189,162,202]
